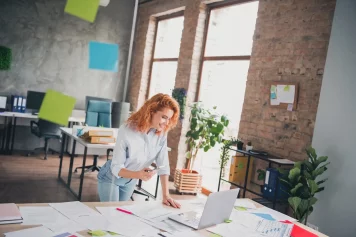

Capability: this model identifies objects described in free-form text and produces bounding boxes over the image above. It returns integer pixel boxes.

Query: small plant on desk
[279,147,330,224]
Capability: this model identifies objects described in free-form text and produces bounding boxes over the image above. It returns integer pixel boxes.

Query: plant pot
[237,142,244,150]
[174,169,202,194]
[246,145,253,151]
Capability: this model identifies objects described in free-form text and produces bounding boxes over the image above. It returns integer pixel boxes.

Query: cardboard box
[88,130,114,137]
[90,136,116,144]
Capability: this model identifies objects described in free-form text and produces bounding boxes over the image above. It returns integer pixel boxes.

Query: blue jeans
[97,160,138,202]
[97,178,137,202]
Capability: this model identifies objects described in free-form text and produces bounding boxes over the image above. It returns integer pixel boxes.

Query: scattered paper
[72,214,112,231]
[207,223,265,237]
[44,219,87,233]
[253,207,296,222]
[49,202,100,219]
[4,226,54,237]
[252,213,276,221]
[64,0,100,23]
[234,199,257,209]
[89,41,119,72]
[52,232,85,237]
[164,230,206,237]
[255,219,293,237]
[20,206,69,226]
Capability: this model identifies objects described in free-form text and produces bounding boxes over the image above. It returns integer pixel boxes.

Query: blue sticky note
[271,92,276,99]
[252,213,276,221]
[89,41,119,72]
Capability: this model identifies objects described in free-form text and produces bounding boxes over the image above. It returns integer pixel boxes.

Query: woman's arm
[119,168,156,181]
[161,174,181,208]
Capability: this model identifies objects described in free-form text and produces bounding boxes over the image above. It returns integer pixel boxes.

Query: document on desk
[72,214,112,231]
[251,206,296,222]
[122,202,175,219]
[95,207,160,236]
[44,219,87,233]
[234,199,257,209]
[49,201,100,219]
[254,219,293,237]
[19,206,69,225]
[4,226,54,237]
[207,223,266,237]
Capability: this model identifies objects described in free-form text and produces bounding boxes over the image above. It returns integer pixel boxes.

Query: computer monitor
[85,96,112,111]
[26,91,45,114]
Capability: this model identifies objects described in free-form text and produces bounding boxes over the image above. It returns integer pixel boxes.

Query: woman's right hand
[135,168,157,181]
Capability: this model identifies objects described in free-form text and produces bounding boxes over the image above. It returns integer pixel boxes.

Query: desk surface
[0,200,327,237]
[0,112,85,123]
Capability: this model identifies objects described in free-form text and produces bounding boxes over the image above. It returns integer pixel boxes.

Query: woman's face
[151,107,174,132]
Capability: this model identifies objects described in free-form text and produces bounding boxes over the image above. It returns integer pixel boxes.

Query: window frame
[146,11,184,99]
[196,0,258,101]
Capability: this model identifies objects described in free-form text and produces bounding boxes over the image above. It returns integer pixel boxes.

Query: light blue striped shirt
[110,124,170,178]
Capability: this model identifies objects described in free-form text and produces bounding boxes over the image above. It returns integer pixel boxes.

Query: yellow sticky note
[38,90,76,126]
[64,0,100,23]
[284,85,290,91]
[234,206,248,211]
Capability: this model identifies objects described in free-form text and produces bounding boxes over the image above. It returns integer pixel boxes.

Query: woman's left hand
[162,195,181,208]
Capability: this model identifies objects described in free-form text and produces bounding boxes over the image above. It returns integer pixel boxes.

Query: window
[148,14,184,98]
[195,1,259,192]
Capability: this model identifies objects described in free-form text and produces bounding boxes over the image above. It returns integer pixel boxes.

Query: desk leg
[10,117,17,155]
[58,133,67,179]
[1,117,7,152]
[78,147,88,201]
[5,117,12,154]
[67,140,77,187]
[243,155,252,198]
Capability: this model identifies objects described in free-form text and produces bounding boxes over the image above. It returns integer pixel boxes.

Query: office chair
[74,100,112,174]
[28,119,61,160]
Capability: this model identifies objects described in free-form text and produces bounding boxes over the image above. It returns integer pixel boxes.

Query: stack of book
[0,203,23,224]
[80,130,116,144]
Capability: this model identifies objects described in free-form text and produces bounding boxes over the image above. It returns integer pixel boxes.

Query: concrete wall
[309,0,356,236]
[0,0,134,109]
[0,0,134,150]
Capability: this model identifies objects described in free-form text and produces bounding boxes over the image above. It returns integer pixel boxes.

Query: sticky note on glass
[64,0,100,23]
[287,103,293,111]
[271,92,277,99]
[38,90,76,126]
[89,41,119,72]
[284,85,290,91]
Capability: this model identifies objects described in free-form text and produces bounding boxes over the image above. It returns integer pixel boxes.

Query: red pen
[116,207,133,215]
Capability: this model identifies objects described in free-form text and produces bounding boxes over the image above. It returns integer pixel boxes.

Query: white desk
[0,112,85,155]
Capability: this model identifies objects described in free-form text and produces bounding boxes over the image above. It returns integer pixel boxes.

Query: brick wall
[128,0,336,181]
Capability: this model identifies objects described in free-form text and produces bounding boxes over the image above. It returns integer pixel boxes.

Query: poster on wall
[270,82,298,111]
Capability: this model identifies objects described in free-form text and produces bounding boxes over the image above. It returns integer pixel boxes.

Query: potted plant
[246,141,253,151]
[279,147,330,224]
[219,139,233,177]
[257,169,266,193]
[174,102,229,194]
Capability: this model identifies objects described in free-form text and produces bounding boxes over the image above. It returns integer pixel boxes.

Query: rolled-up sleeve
[111,128,127,179]
[156,136,170,176]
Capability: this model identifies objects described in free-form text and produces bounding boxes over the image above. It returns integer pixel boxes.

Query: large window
[196,1,259,192]
[148,14,184,98]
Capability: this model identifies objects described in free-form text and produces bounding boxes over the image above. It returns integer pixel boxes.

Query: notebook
[0,203,23,224]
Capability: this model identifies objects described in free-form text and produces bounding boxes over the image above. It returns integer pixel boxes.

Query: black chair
[106,148,150,201]
[28,119,61,160]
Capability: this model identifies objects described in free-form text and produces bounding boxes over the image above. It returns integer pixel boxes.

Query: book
[90,136,116,144]
[88,130,113,137]
[0,203,23,224]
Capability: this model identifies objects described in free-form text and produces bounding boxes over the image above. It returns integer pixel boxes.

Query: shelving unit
[218,147,295,211]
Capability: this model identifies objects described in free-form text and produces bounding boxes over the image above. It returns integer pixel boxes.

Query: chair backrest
[38,119,61,136]
[85,100,112,128]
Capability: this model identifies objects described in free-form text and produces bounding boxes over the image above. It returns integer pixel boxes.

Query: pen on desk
[158,233,167,237]
[116,207,133,215]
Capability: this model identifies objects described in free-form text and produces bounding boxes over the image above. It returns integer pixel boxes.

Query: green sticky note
[284,85,290,91]
[38,90,76,126]
[108,231,119,236]
[234,206,248,211]
[65,0,100,23]
[224,219,232,223]
[271,85,276,93]
[210,234,223,237]
[88,230,108,236]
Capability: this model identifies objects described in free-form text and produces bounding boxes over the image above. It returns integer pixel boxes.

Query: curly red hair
[127,93,180,134]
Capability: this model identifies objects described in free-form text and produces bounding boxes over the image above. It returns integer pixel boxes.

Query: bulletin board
[269,82,298,111]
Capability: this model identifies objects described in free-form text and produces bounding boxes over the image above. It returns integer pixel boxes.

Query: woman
[97,93,181,208]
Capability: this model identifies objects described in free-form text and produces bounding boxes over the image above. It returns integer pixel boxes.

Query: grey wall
[0,0,134,151]
[309,0,356,236]
[0,0,135,109]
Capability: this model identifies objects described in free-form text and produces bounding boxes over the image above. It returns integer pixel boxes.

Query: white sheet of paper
[207,223,265,237]
[122,202,175,219]
[164,230,206,237]
[19,206,69,225]
[144,214,193,234]
[49,202,100,219]
[44,219,87,233]
[276,85,295,104]
[4,226,53,237]
[270,98,280,105]
[95,207,160,237]
[234,199,257,209]
[51,232,86,237]
[0,97,6,109]
[72,215,112,231]
[254,219,293,237]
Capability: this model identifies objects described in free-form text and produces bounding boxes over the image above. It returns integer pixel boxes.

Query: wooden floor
[0,152,195,203]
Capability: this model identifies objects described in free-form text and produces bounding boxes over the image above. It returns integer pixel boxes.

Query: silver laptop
[169,188,239,230]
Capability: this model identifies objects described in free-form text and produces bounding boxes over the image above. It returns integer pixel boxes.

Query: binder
[263,168,289,200]
[12,96,18,112]
[21,98,26,113]
[17,96,23,112]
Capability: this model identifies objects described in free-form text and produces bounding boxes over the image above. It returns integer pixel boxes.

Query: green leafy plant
[0,46,11,70]
[185,102,229,172]
[219,137,242,168]
[172,88,187,120]
[257,169,266,181]
[279,147,329,224]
